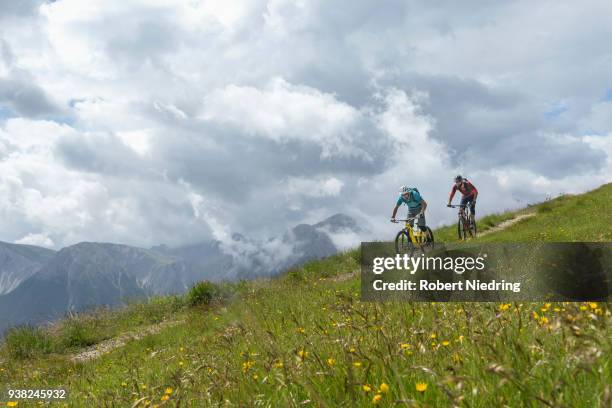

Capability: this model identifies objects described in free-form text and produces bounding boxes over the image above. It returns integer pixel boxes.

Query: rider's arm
[391,204,400,220]
[419,199,427,215]
[468,181,478,199]
[448,185,457,205]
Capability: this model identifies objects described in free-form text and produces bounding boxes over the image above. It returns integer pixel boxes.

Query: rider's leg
[416,210,427,232]
[408,207,427,231]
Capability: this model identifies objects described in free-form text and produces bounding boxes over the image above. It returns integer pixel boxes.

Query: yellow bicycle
[392,217,434,255]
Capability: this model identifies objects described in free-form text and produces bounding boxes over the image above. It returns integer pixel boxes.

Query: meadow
[1,184,610,407]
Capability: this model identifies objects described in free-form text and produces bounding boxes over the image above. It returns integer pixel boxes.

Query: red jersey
[449,180,478,200]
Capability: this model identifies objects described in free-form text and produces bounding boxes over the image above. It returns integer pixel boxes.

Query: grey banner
[360,242,612,302]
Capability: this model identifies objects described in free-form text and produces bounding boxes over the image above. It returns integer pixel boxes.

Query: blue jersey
[396,190,423,209]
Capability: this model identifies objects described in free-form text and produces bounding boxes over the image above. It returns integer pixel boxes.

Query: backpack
[408,187,421,201]
[459,180,473,195]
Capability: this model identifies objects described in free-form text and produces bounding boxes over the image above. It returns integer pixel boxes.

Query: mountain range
[0,213,362,334]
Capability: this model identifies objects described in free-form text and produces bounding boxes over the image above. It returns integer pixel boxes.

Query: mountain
[0,241,56,295]
[152,240,233,279]
[313,213,362,233]
[0,214,361,333]
[0,242,210,333]
[154,213,362,279]
[282,223,337,266]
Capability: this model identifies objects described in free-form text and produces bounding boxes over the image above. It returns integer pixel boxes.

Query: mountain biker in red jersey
[447,175,478,216]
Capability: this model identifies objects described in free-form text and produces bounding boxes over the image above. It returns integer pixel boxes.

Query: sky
[0,0,611,250]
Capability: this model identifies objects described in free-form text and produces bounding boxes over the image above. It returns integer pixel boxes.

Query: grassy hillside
[1,184,611,407]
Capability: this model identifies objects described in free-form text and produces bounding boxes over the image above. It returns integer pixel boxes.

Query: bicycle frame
[448,204,476,239]
[449,204,471,222]
[393,218,424,245]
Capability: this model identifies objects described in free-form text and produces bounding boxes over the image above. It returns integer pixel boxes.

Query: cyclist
[391,186,428,231]
[447,175,478,217]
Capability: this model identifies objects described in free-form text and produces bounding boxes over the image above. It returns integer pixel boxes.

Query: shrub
[59,319,98,349]
[187,281,221,306]
[538,203,553,213]
[4,325,52,359]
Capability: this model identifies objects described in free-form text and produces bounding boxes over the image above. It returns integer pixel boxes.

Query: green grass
[1,184,611,407]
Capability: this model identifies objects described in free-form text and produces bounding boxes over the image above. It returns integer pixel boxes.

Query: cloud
[286,176,344,198]
[200,78,363,158]
[14,232,54,248]
[0,0,45,20]
[0,0,610,253]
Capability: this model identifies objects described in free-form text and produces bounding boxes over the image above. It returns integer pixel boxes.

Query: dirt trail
[70,320,183,363]
[477,212,536,237]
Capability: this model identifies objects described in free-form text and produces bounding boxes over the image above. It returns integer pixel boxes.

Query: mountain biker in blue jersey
[391,186,428,230]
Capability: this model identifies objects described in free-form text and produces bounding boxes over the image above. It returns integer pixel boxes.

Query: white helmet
[399,185,410,194]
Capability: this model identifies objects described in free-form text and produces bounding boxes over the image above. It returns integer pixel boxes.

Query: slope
[1,184,610,407]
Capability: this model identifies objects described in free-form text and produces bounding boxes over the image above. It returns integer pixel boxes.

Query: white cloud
[14,232,54,248]
[201,78,362,158]
[286,176,344,197]
[0,0,610,252]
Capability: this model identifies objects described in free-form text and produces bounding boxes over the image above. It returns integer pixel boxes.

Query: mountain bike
[448,204,477,240]
[392,217,434,255]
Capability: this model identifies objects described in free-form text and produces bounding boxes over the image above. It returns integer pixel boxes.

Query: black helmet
[454,175,463,182]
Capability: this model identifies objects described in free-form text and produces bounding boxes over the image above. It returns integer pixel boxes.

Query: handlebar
[391,217,418,223]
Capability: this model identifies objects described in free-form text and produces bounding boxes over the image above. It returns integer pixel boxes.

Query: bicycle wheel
[395,230,415,255]
[457,219,467,240]
[469,215,477,237]
[423,226,435,251]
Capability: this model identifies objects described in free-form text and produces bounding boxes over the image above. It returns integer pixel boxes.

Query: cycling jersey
[449,180,478,201]
[396,190,423,209]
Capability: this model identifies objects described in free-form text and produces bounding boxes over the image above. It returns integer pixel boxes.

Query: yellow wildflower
[296,327,305,334]
[415,382,428,392]
[372,394,383,404]
[362,384,372,392]
[164,388,173,395]
[327,358,336,366]
[353,361,362,368]
[274,361,284,369]
[349,347,356,353]
[160,395,170,402]
[588,302,598,309]
[430,333,437,339]
[379,383,389,393]
[242,360,254,372]
[499,303,511,311]
[297,350,309,360]
[579,305,587,311]
[7,403,19,407]
[400,343,410,350]
[441,340,450,346]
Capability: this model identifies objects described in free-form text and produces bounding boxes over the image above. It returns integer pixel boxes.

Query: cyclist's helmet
[454,175,463,183]
[399,185,410,194]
